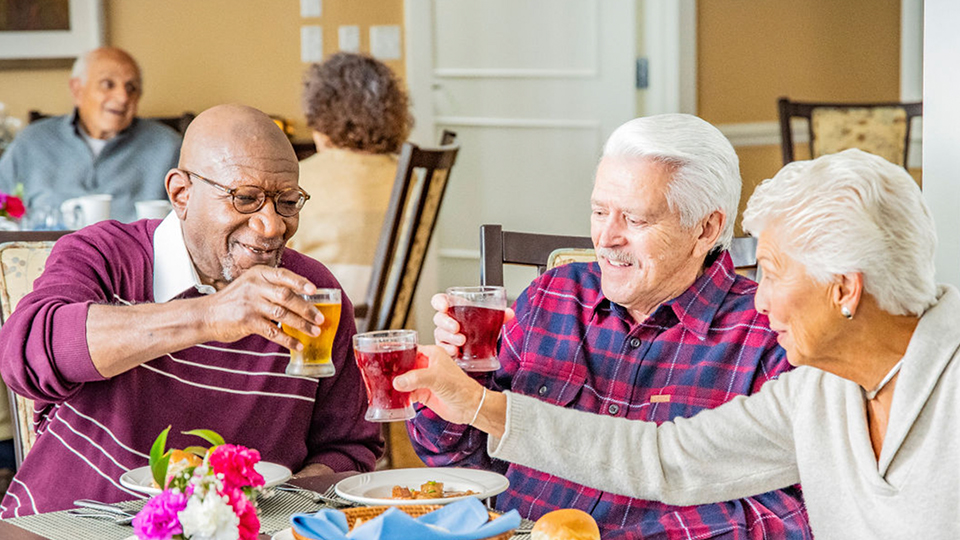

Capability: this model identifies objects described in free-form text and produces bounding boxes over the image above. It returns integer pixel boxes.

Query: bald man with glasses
[0,104,383,517]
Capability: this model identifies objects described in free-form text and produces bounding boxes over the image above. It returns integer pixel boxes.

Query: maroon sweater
[0,220,383,517]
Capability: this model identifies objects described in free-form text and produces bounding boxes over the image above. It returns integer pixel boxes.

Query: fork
[275,483,355,507]
[67,508,135,525]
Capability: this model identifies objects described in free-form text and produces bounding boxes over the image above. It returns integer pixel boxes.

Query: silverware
[67,510,135,525]
[275,483,355,507]
[73,499,135,517]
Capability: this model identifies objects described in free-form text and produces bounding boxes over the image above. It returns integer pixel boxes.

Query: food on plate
[390,481,478,500]
[151,449,203,488]
[531,508,601,540]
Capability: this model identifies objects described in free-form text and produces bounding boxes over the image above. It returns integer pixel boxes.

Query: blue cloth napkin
[290,498,521,540]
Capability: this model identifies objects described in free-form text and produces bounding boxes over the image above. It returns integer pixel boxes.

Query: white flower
[178,492,240,540]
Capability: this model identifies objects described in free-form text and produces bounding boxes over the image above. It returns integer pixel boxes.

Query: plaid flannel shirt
[407,251,812,539]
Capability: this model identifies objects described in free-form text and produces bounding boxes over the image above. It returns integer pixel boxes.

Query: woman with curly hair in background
[290,52,414,302]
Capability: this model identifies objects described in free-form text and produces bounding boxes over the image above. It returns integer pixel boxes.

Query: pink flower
[4,195,24,219]
[133,489,188,540]
[221,485,260,540]
[208,444,264,490]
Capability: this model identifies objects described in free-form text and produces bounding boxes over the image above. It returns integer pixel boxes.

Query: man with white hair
[0,47,179,223]
[409,114,812,538]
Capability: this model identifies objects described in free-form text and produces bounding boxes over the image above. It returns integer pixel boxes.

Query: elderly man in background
[0,104,382,517]
[0,46,179,223]
[409,114,812,538]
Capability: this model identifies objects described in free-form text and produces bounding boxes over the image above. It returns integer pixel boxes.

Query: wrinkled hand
[431,293,515,357]
[394,345,485,425]
[200,265,323,351]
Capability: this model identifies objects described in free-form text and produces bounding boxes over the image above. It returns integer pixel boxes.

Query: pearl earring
[841,306,853,320]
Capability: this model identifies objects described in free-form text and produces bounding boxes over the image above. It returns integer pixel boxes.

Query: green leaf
[149,426,171,488]
[183,429,225,447]
[182,446,209,458]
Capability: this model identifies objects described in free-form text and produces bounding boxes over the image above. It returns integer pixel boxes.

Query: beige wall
[0,0,404,140]
[697,0,909,234]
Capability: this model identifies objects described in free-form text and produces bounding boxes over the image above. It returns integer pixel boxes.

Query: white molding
[433,68,597,79]
[643,0,697,115]
[434,117,601,130]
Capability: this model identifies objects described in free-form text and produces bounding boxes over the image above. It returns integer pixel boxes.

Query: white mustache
[596,247,636,265]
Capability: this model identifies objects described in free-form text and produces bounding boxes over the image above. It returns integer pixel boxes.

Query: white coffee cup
[60,194,112,229]
[135,199,172,220]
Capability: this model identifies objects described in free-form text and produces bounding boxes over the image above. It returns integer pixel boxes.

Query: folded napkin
[291,497,521,540]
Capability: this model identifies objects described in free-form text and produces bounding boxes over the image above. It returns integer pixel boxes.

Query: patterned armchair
[0,240,57,467]
[778,97,922,168]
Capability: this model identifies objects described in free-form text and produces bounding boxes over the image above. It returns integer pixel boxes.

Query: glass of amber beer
[283,288,341,377]
[446,286,506,372]
[353,329,419,421]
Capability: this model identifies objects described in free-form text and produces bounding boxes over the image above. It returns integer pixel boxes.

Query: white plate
[334,467,509,506]
[271,529,294,540]
[119,461,292,496]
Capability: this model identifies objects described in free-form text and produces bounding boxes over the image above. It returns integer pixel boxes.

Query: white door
[406,0,637,302]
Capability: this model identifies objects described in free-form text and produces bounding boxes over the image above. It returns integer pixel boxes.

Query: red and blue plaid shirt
[408,251,811,539]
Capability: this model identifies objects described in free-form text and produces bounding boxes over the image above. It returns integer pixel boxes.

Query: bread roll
[531,508,601,540]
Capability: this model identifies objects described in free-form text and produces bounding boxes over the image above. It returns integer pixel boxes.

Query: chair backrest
[28,110,196,135]
[356,138,459,333]
[0,230,71,467]
[0,231,72,467]
[480,224,760,286]
[777,97,922,168]
[479,224,594,287]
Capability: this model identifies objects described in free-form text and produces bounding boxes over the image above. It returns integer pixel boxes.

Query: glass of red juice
[446,286,506,372]
[353,329,419,422]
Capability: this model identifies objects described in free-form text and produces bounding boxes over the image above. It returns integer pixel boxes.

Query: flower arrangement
[0,188,25,222]
[133,427,265,540]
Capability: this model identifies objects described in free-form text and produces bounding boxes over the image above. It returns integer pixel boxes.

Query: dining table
[0,470,532,540]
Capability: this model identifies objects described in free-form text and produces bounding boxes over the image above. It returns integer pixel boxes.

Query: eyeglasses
[180,169,310,217]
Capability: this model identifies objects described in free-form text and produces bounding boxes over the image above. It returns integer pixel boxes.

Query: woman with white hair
[396,148,960,539]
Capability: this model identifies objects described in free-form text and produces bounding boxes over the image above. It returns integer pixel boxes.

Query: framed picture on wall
[0,0,105,69]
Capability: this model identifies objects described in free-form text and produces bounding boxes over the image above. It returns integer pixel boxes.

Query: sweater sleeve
[301,281,384,472]
[489,368,805,507]
[0,231,117,402]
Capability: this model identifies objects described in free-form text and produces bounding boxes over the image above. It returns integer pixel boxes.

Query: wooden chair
[480,224,759,284]
[0,230,72,468]
[28,110,196,135]
[777,97,922,168]
[479,224,594,287]
[355,136,459,334]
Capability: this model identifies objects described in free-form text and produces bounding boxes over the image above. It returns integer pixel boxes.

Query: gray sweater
[0,110,179,223]
[491,285,960,539]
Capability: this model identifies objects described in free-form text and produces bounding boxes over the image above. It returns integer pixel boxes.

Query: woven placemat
[6,490,329,540]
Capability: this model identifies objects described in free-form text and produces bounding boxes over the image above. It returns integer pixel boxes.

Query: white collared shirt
[152,212,216,302]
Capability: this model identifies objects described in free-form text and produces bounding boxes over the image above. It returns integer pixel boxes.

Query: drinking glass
[353,329,420,422]
[282,289,341,377]
[446,286,506,372]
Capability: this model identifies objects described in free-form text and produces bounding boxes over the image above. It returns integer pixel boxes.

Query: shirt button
[538,385,549,396]
[628,337,641,348]
[608,404,620,415]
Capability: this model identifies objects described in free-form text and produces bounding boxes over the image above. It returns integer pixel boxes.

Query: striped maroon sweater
[0,220,382,517]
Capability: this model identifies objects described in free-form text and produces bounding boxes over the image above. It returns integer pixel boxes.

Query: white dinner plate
[271,529,295,540]
[119,461,292,496]
[334,467,509,506]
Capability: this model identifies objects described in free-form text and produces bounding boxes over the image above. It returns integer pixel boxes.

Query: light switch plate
[370,25,401,60]
[301,26,323,63]
[300,0,321,18]
[338,25,360,53]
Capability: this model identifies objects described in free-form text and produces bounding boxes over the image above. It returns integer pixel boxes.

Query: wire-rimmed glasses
[180,168,310,217]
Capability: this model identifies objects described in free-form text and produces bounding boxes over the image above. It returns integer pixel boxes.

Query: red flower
[222,486,261,540]
[208,444,264,490]
[5,196,24,219]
